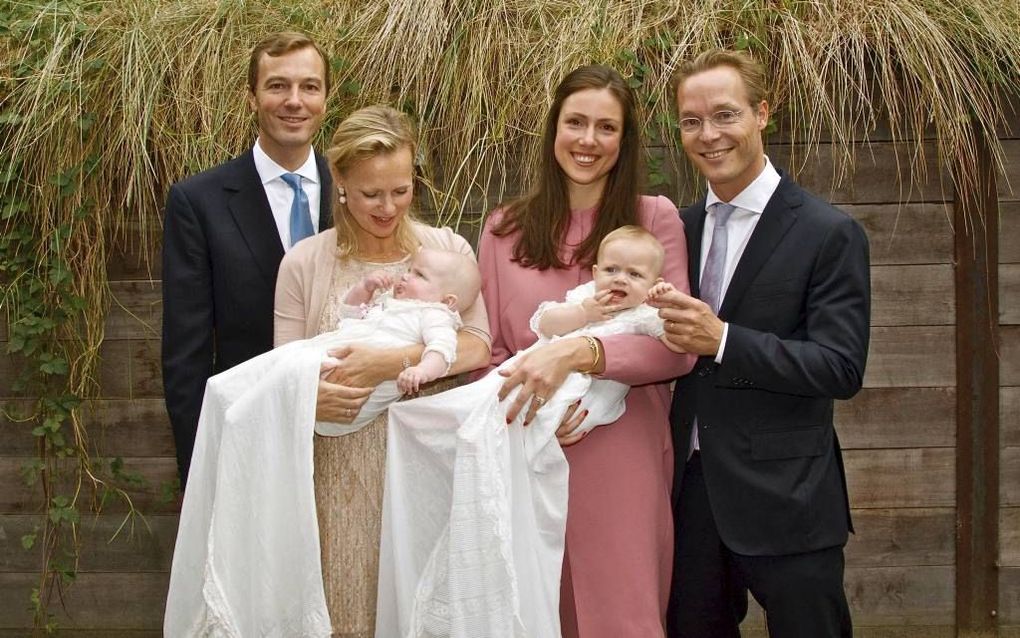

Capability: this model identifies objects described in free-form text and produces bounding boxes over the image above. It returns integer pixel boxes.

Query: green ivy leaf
[21,533,36,550]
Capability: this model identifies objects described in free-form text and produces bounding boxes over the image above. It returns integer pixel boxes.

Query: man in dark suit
[655,49,871,637]
[162,32,334,485]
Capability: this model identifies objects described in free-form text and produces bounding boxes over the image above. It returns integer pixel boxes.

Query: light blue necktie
[281,173,314,247]
[700,202,736,313]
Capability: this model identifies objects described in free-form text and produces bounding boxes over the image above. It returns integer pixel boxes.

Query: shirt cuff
[714,322,729,364]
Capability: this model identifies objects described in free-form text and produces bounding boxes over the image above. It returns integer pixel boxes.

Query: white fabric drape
[376,288,664,638]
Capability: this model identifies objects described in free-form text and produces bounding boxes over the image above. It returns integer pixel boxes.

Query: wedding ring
[535,396,546,406]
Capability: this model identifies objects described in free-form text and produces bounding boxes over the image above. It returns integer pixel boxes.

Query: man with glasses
[653,48,871,637]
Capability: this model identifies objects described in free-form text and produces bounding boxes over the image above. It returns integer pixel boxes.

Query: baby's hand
[581,288,620,323]
[397,366,430,394]
[363,271,394,294]
[646,281,677,305]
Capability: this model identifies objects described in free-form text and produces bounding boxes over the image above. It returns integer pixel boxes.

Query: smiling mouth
[701,149,730,160]
[372,215,396,226]
[572,153,598,166]
[279,116,307,124]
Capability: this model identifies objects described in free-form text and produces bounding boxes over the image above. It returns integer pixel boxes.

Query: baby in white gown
[378,226,668,638]
[314,247,482,435]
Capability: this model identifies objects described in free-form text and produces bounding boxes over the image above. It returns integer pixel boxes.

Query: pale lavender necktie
[691,202,735,455]
[700,202,736,314]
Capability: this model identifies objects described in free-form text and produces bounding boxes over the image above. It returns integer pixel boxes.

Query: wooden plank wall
[999,128,1020,630]
[0,129,1014,634]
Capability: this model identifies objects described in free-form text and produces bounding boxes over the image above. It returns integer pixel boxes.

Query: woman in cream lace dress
[273,105,490,637]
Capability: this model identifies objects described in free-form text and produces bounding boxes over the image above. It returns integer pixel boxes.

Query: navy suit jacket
[161,149,333,483]
[670,173,870,556]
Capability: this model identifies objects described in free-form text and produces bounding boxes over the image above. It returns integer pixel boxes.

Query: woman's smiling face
[553,87,624,206]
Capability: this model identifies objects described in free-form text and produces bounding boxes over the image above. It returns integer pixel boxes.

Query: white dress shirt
[702,157,781,363]
[253,138,322,251]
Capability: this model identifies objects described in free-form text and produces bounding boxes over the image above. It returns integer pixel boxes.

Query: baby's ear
[442,293,459,310]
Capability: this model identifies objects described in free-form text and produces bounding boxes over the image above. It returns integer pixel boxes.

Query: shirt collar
[705,156,781,214]
[253,138,320,185]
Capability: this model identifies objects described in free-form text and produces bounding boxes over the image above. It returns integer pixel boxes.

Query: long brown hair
[492,64,642,269]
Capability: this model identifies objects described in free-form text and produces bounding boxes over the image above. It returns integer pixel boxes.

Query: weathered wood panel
[768,142,950,205]
[0,514,177,572]
[1005,387,1020,448]
[96,340,162,399]
[1004,326,1020,387]
[871,264,954,326]
[1004,447,1020,507]
[844,508,954,567]
[106,281,161,341]
[1002,567,1020,624]
[847,203,954,266]
[1004,263,1020,324]
[1003,508,1020,568]
[864,326,956,388]
[836,387,955,449]
[1003,201,1020,263]
[0,458,179,515]
[0,572,167,629]
[1,399,173,457]
[845,448,955,509]
[998,139,1020,200]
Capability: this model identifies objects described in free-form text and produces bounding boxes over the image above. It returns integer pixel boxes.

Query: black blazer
[161,149,333,482]
[670,173,870,556]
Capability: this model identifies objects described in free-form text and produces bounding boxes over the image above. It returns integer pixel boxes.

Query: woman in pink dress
[477,65,696,637]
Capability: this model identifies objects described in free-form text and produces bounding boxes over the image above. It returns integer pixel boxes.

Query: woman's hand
[323,344,398,388]
[497,337,595,425]
[315,378,373,423]
[555,400,590,446]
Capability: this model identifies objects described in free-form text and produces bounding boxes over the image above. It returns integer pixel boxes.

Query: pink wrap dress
[477,195,696,637]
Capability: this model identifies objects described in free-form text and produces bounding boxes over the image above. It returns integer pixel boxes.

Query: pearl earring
[337,186,347,205]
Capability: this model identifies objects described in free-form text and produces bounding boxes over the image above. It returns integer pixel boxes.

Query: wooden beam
[954,126,1000,633]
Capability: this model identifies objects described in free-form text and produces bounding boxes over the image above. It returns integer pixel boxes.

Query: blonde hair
[326,105,420,258]
[672,48,768,106]
[597,225,665,277]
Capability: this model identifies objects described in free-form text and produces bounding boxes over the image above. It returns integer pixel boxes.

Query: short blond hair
[326,105,420,258]
[672,48,768,107]
[597,225,665,277]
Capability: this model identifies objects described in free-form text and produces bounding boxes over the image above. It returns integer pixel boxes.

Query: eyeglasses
[678,110,744,133]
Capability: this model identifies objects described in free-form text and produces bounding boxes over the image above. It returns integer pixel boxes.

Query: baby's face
[393,249,450,304]
[591,239,661,310]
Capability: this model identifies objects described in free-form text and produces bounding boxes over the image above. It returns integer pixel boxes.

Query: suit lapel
[316,152,333,230]
[224,150,285,285]
[718,177,801,318]
[682,201,708,299]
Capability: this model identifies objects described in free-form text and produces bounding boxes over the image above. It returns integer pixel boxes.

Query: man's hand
[649,287,724,356]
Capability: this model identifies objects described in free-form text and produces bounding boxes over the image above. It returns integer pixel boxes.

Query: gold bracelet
[578,336,601,375]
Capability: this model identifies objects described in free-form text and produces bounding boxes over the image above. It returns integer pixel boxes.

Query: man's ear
[442,293,459,310]
[246,90,257,114]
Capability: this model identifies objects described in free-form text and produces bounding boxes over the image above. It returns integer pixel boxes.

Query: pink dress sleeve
[599,196,697,385]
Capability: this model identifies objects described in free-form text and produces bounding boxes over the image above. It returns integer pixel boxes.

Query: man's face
[676,65,768,202]
[247,46,326,166]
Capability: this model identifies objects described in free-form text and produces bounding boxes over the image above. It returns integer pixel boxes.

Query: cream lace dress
[313,254,458,637]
